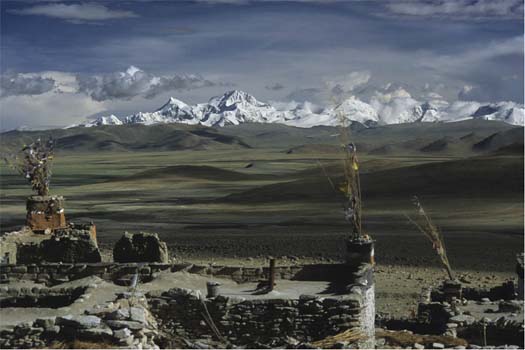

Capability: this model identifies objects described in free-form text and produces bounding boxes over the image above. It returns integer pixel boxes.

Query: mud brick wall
[148,289,365,347]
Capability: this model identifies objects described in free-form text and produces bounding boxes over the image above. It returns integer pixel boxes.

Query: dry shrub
[48,339,116,349]
[406,196,454,280]
[311,328,365,348]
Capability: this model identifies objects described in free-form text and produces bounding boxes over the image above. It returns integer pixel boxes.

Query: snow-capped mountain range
[77,90,525,129]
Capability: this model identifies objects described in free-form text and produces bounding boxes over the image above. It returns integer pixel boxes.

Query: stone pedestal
[442,280,462,301]
[345,237,375,266]
[26,195,66,232]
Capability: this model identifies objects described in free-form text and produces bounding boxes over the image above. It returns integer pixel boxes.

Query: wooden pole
[269,258,276,291]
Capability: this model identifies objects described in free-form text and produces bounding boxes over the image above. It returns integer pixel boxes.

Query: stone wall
[0,261,376,347]
[0,223,99,265]
[0,290,159,349]
[148,288,365,347]
[0,262,363,286]
[415,281,524,347]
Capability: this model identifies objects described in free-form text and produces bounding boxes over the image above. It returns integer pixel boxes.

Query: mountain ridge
[74,89,524,129]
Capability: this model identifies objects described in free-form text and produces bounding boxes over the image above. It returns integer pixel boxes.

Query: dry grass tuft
[48,339,116,349]
[406,196,454,280]
[377,329,468,348]
[311,328,365,348]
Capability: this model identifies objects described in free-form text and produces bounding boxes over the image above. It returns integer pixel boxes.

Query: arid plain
[1,120,523,316]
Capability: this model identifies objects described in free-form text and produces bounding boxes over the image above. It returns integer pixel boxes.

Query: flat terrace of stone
[0,268,362,328]
[140,270,352,300]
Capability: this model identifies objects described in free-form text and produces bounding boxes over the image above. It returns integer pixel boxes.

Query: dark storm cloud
[76,66,217,101]
[265,83,285,91]
[0,72,56,97]
[0,0,523,130]
[286,88,323,103]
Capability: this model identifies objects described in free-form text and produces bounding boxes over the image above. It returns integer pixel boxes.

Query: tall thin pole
[269,258,276,291]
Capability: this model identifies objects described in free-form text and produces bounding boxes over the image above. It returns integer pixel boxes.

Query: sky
[0,0,523,130]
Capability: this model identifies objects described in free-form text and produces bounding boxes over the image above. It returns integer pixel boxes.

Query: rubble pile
[379,278,524,349]
[0,290,160,349]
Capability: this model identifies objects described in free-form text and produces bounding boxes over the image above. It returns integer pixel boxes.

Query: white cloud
[325,71,371,97]
[0,90,105,130]
[0,72,56,97]
[76,66,217,101]
[369,87,420,124]
[386,0,523,20]
[8,3,138,23]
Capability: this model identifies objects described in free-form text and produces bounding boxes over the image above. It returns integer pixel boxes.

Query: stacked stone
[0,291,160,349]
[84,291,160,349]
[0,262,177,286]
[0,321,51,349]
[148,287,364,347]
[0,285,86,308]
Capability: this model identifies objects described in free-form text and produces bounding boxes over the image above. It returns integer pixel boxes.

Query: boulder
[113,232,169,263]
[56,315,101,329]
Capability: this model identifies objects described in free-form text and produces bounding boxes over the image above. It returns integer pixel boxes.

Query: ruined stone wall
[0,262,362,286]
[0,262,376,347]
[148,288,365,347]
[0,289,159,349]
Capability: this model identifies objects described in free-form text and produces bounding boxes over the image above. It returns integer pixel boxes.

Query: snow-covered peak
[75,91,524,129]
[213,90,267,109]
[158,97,190,112]
[334,97,379,124]
[471,101,524,125]
[84,114,123,127]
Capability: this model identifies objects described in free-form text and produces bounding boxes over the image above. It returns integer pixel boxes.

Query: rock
[77,327,113,338]
[106,320,145,330]
[56,315,101,329]
[119,336,134,346]
[498,300,523,313]
[454,346,466,349]
[432,343,445,349]
[43,325,60,336]
[414,343,425,349]
[130,307,147,324]
[113,328,132,339]
[113,232,169,263]
[450,314,476,325]
[107,308,131,320]
[34,317,56,329]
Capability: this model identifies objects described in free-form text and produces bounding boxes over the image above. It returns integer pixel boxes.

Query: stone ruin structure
[1,139,100,265]
[0,241,376,349]
[378,256,524,349]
